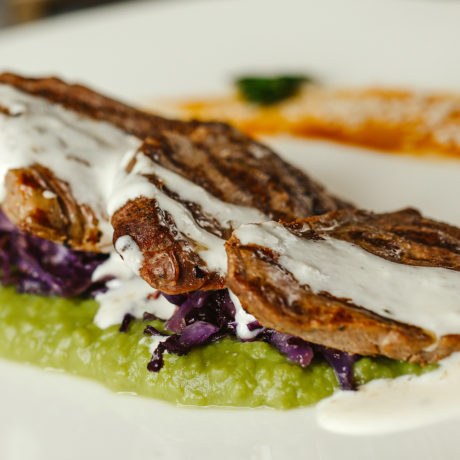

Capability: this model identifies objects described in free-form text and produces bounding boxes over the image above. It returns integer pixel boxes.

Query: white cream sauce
[139,334,169,355]
[317,353,460,434]
[108,151,267,274]
[114,235,144,275]
[228,290,261,340]
[92,252,175,329]
[234,221,460,338]
[0,84,141,249]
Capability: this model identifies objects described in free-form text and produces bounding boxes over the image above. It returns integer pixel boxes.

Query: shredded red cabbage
[262,330,314,368]
[119,313,135,333]
[315,345,358,391]
[161,293,188,306]
[145,289,358,390]
[0,210,108,298]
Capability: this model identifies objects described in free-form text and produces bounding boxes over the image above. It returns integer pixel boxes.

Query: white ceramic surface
[1,1,460,459]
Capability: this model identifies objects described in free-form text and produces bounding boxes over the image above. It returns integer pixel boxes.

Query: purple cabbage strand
[316,345,358,391]
[0,210,108,298]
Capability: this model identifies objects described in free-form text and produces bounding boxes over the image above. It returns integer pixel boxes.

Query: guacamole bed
[0,286,435,409]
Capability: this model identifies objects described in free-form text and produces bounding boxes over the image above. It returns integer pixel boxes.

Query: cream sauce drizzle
[108,151,267,274]
[92,252,175,329]
[234,221,460,338]
[317,353,460,434]
[228,290,260,340]
[114,235,144,275]
[0,84,141,249]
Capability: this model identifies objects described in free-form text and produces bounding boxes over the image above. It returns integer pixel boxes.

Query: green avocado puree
[0,286,435,409]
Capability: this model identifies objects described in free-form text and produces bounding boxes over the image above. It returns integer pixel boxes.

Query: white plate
[1,1,460,459]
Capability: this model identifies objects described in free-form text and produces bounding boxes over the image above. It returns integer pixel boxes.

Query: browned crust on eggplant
[0,73,171,138]
[112,197,225,294]
[2,165,102,251]
[225,208,460,363]
[112,122,351,293]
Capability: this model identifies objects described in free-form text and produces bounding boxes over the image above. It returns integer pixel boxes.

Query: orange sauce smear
[176,87,460,159]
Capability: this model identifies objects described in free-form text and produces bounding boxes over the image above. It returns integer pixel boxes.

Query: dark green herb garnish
[236,74,312,105]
